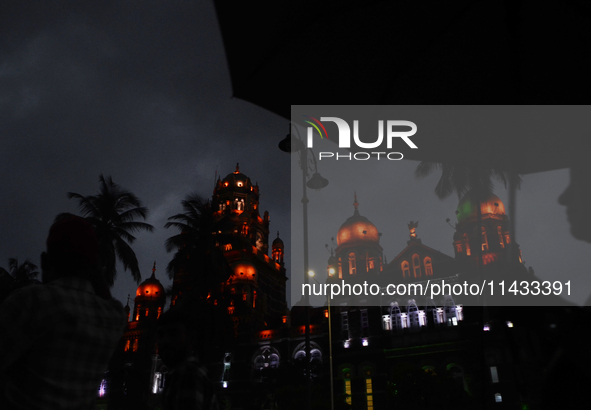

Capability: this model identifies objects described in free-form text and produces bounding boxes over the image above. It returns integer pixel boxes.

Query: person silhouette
[558,164,591,243]
[0,214,126,409]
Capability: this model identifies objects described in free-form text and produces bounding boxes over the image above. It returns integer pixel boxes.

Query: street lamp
[280,123,328,409]
[309,270,334,410]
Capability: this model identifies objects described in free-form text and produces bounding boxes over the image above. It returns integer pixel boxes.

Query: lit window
[223,381,228,388]
[464,233,471,256]
[506,321,513,328]
[490,366,499,383]
[497,226,504,248]
[362,338,369,347]
[344,340,350,348]
[368,258,375,270]
[495,393,502,403]
[124,339,130,352]
[424,257,433,276]
[243,292,247,301]
[253,291,257,308]
[481,227,489,251]
[365,372,374,410]
[390,303,402,329]
[157,307,162,319]
[382,315,392,330]
[343,371,352,405]
[401,261,410,278]
[132,339,138,352]
[145,308,149,317]
[483,324,490,331]
[349,253,356,275]
[237,181,243,187]
[412,254,421,277]
[407,302,419,328]
[224,244,232,251]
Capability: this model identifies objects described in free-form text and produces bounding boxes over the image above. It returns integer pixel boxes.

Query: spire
[235,163,240,173]
[151,261,156,278]
[353,192,359,213]
[277,231,280,238]
[126,294,130,307]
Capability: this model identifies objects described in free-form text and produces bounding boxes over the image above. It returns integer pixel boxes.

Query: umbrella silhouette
[214,0,591,120]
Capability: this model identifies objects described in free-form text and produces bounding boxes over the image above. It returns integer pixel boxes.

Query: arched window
[253,346,280,371]
[343,369,352,406]
[234,198,244,211]
[401,261,410,278]
[349,253,356,275]
[497,226,504,248]
[481,227,489,251]
[412,254,421,277]
[124,339,130,352]
[338,258,342,279]
[424,257,433,276]
[132,338,139,352]
[455,243,463,253]
[407,301,420,328]
[444,297,458,326]
[390,303,402,330]
[463,233,471,256]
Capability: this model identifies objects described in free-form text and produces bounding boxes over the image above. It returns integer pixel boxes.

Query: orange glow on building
[231,263,257,281]
[136,283,163,298]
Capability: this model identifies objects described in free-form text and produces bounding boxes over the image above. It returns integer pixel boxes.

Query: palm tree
[415,161,521,269]
[0,258,39,303]
[66,175,154,286]
[164,193,232,299]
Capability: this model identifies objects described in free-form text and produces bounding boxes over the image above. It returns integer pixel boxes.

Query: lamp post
[309,270,334,410]
[279,124,328,409]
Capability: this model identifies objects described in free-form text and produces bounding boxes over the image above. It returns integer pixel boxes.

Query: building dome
[272,233,284,249]
[337,209,380,246]
[220,163,253,191]
[456,193,506,223]
[135,269,165,300]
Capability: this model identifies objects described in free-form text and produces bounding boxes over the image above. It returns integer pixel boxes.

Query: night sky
[1,1,290,306]
[2,2,589,309]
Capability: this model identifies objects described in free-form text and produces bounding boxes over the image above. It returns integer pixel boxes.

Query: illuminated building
[100,170,546,409]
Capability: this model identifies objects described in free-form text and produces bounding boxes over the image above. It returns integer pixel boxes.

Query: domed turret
[456,193,506,223]
[133,262,165,322]
[337,195,380,246]
[271,232,284,264]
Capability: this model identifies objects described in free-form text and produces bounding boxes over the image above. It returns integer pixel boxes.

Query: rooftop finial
[151,261,156,277]
[235,163,240,173]
[126,294,130,306]
[353,192,359,211]
[408,221,419,238]
[277,231,280,238]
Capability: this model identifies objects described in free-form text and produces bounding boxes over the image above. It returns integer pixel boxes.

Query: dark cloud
[1,1,290,305]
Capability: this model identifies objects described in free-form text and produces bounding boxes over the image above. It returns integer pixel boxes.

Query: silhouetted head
[41,214,100,282]
[559,164,591,243]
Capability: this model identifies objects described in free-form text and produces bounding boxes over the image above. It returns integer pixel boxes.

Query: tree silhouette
[415,160,521,269]
[164,193,232,299]
[65,175,154,286]
[0,258,39,303]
